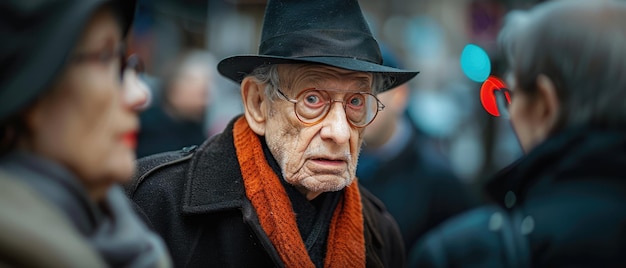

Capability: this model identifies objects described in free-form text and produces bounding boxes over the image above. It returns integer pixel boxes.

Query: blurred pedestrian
[136,50,215,158]
[409,1,626,267]
[358,44,479,254]
[0,0,171,267]
[126,0,418,267]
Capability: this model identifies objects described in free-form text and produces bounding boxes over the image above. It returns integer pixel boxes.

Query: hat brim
[217,55,419,92]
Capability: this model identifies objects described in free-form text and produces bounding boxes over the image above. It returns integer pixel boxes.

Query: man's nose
[319,101,351,144]
[122,69,151,111]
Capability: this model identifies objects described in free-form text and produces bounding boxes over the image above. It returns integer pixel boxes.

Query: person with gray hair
[408,1,626,267]
[500,0,626,141]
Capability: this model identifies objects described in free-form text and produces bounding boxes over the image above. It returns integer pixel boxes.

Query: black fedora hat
[0,0,136,121]
[217,0,418,92]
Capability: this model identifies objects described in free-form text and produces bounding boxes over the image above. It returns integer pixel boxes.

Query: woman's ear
[241,77,267,136]
[534,74,560,137]
[16,99,46,151]
[23,100,45,137]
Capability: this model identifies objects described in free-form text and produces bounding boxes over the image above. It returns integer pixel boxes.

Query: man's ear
[534,74,560,137]
[390,83,410,114]
[241,76,267,136]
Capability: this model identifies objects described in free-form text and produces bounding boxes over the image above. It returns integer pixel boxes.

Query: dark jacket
[409,127,626,267]
[127,118,405,268]
[358,116,478,251]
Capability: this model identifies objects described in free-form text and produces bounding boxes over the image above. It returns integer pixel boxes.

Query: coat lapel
[181,118,246,214]
[179,116,285,266]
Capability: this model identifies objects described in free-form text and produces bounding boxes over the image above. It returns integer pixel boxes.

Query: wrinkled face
[264,65,373,199]
[24,7,147,200]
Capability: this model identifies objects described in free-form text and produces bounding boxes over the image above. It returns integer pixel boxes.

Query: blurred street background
[129,0,544,191]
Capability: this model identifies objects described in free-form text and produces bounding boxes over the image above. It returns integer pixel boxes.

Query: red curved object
[480,76,509,116]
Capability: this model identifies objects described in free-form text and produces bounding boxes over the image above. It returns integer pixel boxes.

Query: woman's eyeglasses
[71,46,144,82]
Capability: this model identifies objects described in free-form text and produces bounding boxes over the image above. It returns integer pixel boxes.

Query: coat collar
[181,117,246,214]
[485,126,626,206]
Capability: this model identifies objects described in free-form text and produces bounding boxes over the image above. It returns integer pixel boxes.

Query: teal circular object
[460,44,491,82]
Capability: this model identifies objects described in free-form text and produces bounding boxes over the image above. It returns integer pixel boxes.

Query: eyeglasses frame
[71,45,144,82]
[275,87,385,128]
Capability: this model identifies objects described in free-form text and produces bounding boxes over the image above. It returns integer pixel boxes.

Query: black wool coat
[409,126,626,268]
[126,118,405,268]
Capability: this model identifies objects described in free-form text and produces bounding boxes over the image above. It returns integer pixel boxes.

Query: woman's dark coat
[357,116,478,251]
[409,127,626,267]
[126,118,405,268]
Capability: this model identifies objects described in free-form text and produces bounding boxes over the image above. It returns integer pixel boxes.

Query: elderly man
[409,1,626,267]
[126,0,417,267]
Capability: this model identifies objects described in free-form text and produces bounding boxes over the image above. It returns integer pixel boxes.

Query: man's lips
[309,157,347,166]
[121,131,137,149]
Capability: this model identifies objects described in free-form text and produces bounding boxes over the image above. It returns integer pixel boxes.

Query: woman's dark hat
[0,0,136,121]
[217,0,419,92]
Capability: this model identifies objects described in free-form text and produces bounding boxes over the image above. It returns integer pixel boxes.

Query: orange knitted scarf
[233,117,365,268]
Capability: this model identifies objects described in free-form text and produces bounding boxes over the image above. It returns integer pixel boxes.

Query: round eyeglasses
[276,88,385,128]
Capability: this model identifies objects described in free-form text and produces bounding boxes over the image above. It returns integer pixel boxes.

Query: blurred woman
[0,0,170,267]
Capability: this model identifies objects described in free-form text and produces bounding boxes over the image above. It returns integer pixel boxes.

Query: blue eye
[305,95,320,104]
[348,94,365,107]
[301,90,326,109]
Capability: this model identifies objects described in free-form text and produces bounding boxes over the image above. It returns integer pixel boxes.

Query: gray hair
[248,64,390,103]
[499,0,626,130]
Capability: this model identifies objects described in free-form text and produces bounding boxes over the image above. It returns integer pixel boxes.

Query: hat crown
[261,0,372,38]
[216,0,419,91]
[258,0,382,64]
